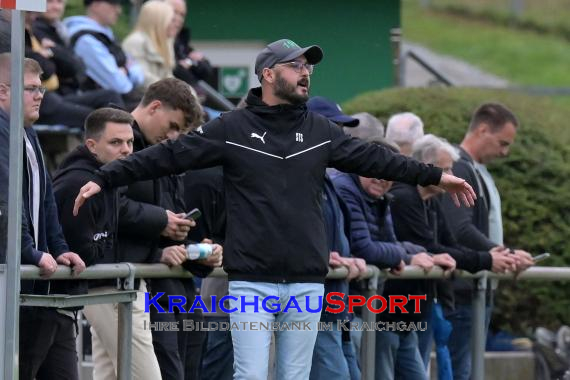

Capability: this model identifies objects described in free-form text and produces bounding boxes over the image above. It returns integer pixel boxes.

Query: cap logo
[282,40,300,49]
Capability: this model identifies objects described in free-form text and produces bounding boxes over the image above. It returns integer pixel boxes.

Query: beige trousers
[83,280,162,380]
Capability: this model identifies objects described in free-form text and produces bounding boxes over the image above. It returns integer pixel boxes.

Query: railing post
[361,267,380,380]
[117,263,135,380]
[471,272,487,380]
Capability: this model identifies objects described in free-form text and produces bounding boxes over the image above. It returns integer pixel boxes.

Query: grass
[402,0,570,87]
[428,0,570,39]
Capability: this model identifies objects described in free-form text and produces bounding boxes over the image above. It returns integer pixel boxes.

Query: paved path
[401,41,510,88]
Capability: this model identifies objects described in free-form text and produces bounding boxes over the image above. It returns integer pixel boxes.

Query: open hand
[73,181,101,216]
[438,173,476,207]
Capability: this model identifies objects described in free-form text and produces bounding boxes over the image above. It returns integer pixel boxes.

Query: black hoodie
[53,145,119,269]
[91,88,443,284]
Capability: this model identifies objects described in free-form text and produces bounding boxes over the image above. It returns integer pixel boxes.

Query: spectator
[26,11,123,128]
[389,134,515,368]
[440,103,534,380]
[0,53,86,380]
[123,77,218,380]
[185,163,230,380]
[53,107,133,269]
[385,112,425,156]
[122,0,177,88]
[64,0,145,108]
[73,38,476,380]
[164,0,215,89]
[78,79,201,380]
[33,0,124,99]
[332,137,437,380]
[307,96,367,380]
[345,112,384,140]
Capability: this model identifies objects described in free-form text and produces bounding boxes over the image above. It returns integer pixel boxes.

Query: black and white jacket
[91,88,442,283]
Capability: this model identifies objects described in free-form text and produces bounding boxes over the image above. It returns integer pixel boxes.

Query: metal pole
[390,28,402,87]
[3,10,25,380]
[361,266,380,380]
[117,263,135,380]
[471,273,487,380]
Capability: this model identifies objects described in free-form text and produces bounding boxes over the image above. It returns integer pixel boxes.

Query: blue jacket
[321,174,351,322]
[332,172,424,268]
[63,16,144,94]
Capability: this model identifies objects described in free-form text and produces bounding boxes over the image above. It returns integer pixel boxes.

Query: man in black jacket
[389,133,517,369]
[440,103,533,380]
[53,107,133,274]
[73,39,476,380]
[125,78,221,380]
[0,54,85,380]
[53,107,165,379]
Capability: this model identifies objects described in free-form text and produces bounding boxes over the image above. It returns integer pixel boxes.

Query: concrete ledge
[429,351,535,380]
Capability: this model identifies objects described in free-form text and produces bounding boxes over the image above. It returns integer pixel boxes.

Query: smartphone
[533,253,550,263]
[184,208,202,221]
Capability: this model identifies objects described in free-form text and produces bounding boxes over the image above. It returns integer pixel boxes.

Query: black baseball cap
[255,39,323,81]
[84,0,121,6]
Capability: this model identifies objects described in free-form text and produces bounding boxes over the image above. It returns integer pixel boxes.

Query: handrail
[196,80,237,112]
[20,263,570,281]
[16,264,570,380]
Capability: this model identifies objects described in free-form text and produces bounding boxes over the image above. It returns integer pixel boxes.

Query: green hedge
[343,87,570,334]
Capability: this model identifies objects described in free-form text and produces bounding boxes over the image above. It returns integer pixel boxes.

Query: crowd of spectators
[0,2,538,379]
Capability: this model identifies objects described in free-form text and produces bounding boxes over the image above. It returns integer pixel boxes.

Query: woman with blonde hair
[122,0,177,87]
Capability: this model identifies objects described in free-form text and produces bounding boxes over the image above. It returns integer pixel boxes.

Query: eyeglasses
[0,83,47,95]
[273,61,314,75]
[24,86,47,95]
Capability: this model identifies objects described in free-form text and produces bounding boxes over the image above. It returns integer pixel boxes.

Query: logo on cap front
[282,40,300,49]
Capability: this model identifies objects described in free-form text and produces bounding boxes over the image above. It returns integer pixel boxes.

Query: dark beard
[274,73,309,105]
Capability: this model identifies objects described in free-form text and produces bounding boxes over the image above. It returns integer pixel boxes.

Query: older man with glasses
[72,38,476,380]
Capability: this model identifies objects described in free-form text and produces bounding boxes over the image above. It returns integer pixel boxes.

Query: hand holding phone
[532,252,550,263]
[184,208,202,221]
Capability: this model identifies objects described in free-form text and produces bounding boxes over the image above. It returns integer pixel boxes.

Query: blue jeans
[416,311,434,369]
[343,338,361,380]
[310,328,350,380]
[229,281,324,380]
[447,304,492,380]
[201,316,234,380]
[375,330,428,380]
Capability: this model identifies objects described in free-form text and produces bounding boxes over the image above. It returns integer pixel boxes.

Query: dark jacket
[332,173,430,322]
[150,165,212,308]
[184,166,227,317]
[32,17,87,94]
[440,147,497,304]
[389,182,495,309]
[52,145,120,292]
[21,125,70,294]
[117,123,168,265]
[90,87,442,284]
[389,182,492,273]
[332,173,424,268]
[172,27,214,86]
[320,174,351,323]
[441,147,495,252]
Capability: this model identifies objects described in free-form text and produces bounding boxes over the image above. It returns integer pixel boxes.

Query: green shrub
[343,87,570,334]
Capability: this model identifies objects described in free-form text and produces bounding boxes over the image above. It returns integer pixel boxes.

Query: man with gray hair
[344,112,384,140]
[385,112,425,156]
[389,134,518,369]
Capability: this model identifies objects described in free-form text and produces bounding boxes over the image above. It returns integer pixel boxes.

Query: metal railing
[16,264,570,380]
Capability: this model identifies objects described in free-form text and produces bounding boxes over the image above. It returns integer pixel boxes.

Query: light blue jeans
[229,281,324,380]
